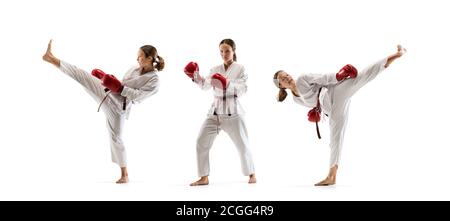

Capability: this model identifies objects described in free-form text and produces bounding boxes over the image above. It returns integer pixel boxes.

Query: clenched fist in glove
[102,74,123,93]
[336,64,358,81]
[184,61,199,80]
[91,69,107,79]
[211,73,228,89]
[308,107,322,139]
[91,69,123,93]
[307,107,321,122]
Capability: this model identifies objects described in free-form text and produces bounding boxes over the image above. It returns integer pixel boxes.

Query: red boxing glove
[308,107,322,139]
[211,73,227,89]
[184,62,199,79]
[336,64,358,81]
[307,107,321,122]
[91,69,107,79]
[102,74,123,93]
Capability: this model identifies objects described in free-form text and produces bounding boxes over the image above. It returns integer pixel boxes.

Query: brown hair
[219,39,237,61]
[274,70,288,102]
[140,45,165,71]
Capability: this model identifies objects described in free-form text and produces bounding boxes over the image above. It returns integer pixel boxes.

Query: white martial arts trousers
[59,61,127,167]
[196,114,255,177]
[327,58,388,167]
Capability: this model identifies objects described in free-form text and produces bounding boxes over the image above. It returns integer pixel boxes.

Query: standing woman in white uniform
[273,45,406,186]
[184,39,256,186]
[42,40,163,184]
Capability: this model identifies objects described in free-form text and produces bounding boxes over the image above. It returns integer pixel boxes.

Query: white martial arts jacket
[292,74,336,115]
[109,67,159,118]
[193,62,247,116]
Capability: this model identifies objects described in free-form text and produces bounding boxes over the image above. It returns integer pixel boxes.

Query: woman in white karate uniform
[42,40,163,183]
[273,45,406,186]
[186,39,256,186]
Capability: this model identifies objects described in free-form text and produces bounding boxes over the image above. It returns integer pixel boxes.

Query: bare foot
[385,44,407,68]
[397,44,407,56]
[190,176,209,186]
[42,39,60,67]
[116,176,129,184]
[314,176,336,186]
[248,174,257,184]
[42,40,54,62]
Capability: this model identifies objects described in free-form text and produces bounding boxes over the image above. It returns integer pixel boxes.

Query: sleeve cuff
[120,86,129,97]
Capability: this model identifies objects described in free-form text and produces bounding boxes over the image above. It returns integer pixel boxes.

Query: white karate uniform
[293,58,388,167]
[59,61,159,167]
[193,62,255,177]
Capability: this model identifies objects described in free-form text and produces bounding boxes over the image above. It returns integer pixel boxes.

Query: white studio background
[0,0,449,200]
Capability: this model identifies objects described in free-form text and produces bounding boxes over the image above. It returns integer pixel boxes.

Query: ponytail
[155,55,165,71]
[278,88,288,102]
